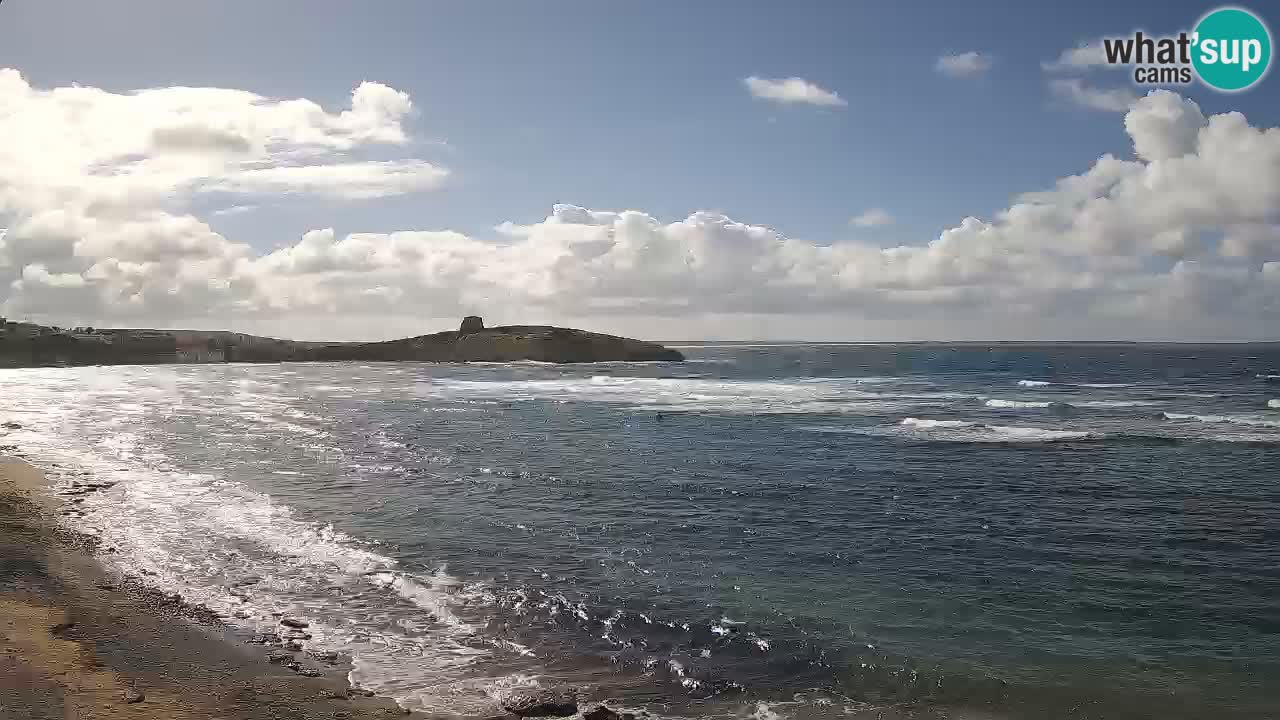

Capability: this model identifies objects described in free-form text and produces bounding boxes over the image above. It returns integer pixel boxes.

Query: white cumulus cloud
[1043,40,1114,72]
[743,76,846,107]
[1050,78,1139,112]
[935,52,994,78]
[205,160,449,199]
[1,69,1279,341]
[851,209,894,228]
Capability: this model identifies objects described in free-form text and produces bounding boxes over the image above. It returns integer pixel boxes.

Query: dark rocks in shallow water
[501,690,579,717]
[1,421,22,430]
[1047,401,1078,416]
[583,706,628,720]
[280,617,309,629]
[319,688,348,699]
[307,649,343,665]
[266,651,295,664]
[123,687,145,704]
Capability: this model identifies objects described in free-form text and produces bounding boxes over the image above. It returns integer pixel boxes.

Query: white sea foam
[424,375,939,415]
[1015,379,1133,388]
[900,418,976,428]
[810,421,1094,443]
[371,568,477,635]
[751,702,788,720]
[1162,412,1280,428]
[987,425,1092,441]
[1075,400,1160,408]
[984,398,1055,409]
[1269,399,1280,409]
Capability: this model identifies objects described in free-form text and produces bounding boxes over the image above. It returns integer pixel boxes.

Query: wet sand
[0,456,411,720]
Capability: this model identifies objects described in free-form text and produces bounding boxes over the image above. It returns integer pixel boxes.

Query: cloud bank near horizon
[1,69,1278,341]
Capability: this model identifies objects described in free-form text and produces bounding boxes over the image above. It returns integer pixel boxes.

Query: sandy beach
[0,456,410,720]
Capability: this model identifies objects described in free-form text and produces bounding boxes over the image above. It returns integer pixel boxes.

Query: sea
[1,343,1278,719]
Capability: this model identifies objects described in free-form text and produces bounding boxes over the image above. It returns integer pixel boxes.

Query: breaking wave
[1075,399,1161,408]
[900,418,976,429]
[1161,412,1280,428]
[984,398,1059,409]
[1016,379,1133,388]
[808,419,1098,443]
[424,375,947,415]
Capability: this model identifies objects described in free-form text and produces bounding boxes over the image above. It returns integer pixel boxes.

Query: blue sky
[1,1,1279,340]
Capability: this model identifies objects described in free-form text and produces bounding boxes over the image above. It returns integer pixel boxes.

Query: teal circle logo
[1192,7,1272,91]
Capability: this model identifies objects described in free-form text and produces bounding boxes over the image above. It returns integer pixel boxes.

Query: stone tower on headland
[459,316,485,334]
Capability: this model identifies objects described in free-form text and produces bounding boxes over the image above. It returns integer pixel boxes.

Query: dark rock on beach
[501,690,580,717]
[583,705,627,720]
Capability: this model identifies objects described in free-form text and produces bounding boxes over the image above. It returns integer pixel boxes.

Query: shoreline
[0,454,412,720]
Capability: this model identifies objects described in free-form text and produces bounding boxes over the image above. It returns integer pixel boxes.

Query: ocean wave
[429,376,942,415]
[810,421,1096,443]
[370,568,478,635]
[1015,379,1133,388]
[1075,400,1161,408]
[1162,412,1280,428]
[985,398,1156,410]
[812,422,1280,447]
[900,418,976,429]
[986,425,1093,441]
[1269,399,1280,409]
[233,409,328,437]
[984,398,1057,409]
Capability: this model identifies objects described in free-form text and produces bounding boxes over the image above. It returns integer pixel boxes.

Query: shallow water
[1,343,1278,719]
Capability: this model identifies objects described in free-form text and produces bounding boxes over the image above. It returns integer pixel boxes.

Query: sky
[1,0,1279,341]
